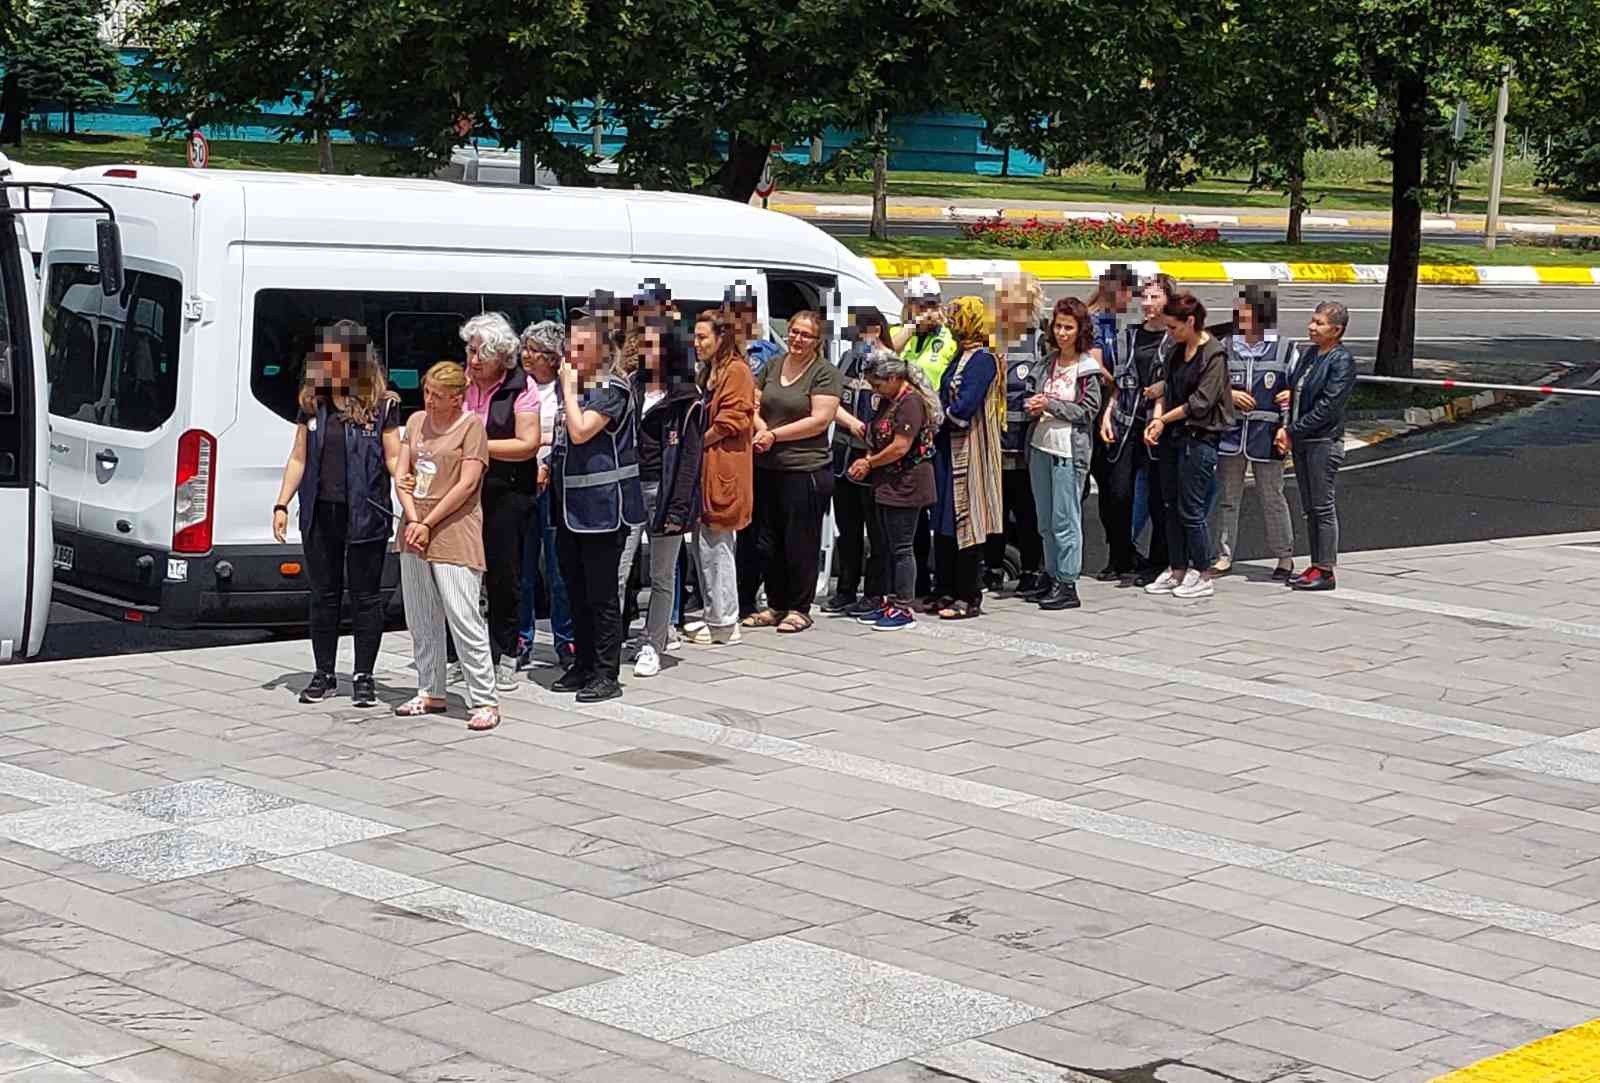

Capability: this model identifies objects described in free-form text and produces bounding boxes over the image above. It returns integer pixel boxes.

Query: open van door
[0,159,53,660]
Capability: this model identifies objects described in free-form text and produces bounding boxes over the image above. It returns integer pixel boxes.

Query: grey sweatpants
[1292,437,1344,569]
[695,526,739,628]
[1214,454,1293,563]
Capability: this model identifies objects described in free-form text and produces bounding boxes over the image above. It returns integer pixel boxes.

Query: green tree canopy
[12,0,121,135]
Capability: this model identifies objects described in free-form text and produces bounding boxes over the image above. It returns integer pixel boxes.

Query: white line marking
[1335,433,1484,473]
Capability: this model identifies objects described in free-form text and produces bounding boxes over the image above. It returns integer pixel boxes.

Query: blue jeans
[1029,450,1089,583]
[1160,436,1219,572]
[519,489,573,651]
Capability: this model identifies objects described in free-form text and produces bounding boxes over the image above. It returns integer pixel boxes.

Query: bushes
[959,215,1221,250]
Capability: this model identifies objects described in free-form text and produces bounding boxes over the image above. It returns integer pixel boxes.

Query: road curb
[865,256,1600,286]
[1344,368,1567,450]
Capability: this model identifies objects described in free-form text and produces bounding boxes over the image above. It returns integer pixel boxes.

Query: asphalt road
[31,283,1600,661]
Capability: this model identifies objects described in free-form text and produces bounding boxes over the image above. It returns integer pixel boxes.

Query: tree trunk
[719,133,771,203]
[1286,152,1307,244]
[1000,142,1011,178]
[317,129,334,173]
[1376,72,1426,379]
[0,72,25,145]
[870,110,889,241]
[67,108,76,136]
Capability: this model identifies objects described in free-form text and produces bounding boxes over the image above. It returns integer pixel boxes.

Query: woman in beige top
[393,362,499,730]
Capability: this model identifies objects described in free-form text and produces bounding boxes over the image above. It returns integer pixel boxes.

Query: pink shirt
[465,372,541,422]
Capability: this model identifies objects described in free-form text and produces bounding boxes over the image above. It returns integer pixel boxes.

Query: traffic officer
[891,274,957,597]
[991,274,1046,598]
[550,313,644,703]
[1211,283,1294,580]
[824,307,892,617]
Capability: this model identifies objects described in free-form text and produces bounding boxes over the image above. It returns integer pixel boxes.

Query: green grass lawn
[843,235,1600,267]
[6,132,399,175]
[793,156,1599,219]
[1349,384,1465,412]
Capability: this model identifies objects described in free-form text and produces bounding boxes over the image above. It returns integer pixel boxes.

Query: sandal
[467,706,501,731]
[776,612,813,634]
[394,695,448,717]
[938,601,982,621]
[740,608,783,628]
[921,595,953,615]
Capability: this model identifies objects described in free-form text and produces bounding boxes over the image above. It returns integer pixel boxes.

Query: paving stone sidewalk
[4,531,1600,1082]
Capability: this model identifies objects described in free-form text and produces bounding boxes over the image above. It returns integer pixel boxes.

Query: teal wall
[24,49,1046,176]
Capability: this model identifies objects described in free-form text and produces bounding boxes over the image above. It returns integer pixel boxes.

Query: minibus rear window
[252,289,564,421]
[44,264,182,431]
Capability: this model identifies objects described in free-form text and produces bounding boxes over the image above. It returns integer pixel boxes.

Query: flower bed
[958,215,1221,250]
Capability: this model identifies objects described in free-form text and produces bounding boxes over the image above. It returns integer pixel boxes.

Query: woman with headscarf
[928,296,1005,621]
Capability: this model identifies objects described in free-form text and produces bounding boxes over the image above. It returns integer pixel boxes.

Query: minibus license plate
[53,544,74,571]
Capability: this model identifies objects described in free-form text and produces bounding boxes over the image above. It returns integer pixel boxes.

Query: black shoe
[983,570,1005,593]
[1018,576,1055,602]
[351,674,377,708]
[1039,582,1082,610]
[821,593,857,614]
[845,595,884,619]
[298,672,336,703]
[556,643,577,671]
[576,677,623,703]
[1094,563,1120,582]
[552,668,593,693]
[1134,568,1161,587]
[1271,564,1295,582]
[1014,571,1041,596]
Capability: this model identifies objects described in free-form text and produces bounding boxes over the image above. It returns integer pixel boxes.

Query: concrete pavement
[6,528,1600,1081]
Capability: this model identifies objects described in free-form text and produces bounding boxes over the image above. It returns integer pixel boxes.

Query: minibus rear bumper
[50,530,401,628]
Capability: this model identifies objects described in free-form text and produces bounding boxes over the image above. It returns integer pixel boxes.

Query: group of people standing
[271,269,1357,724]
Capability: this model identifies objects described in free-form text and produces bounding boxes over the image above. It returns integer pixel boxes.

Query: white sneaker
[445,662,464,685]
[634,644,661,678]
[1173,571,1214,599]
[665,630,682,652]
[1144,570,1180,596]
[708,623,742,645]
[680,621,711,645]
[494,656,520,692]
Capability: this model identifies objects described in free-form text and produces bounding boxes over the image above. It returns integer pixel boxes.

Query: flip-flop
[393,695,448,717]
[740,609,782,628]
[938,601,982,621]
[467,707,501,731]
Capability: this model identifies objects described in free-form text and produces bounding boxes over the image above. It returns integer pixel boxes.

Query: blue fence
[24,49,1046,177]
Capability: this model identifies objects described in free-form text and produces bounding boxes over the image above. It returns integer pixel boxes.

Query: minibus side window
[44,263,182,432]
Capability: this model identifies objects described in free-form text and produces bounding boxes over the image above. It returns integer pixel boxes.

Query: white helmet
[904,274,942,303]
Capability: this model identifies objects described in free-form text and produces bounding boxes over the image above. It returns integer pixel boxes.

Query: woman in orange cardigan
[686,310,754,646]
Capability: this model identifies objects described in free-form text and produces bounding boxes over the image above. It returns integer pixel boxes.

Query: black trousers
[934,532,983,607]
[914,509,934,598]
[303,501,387,677]
[556,523,627,681]
[753,466,835,615]
[832,477,885,599]
[1143,440,1172,569]
[481,484,529,664]
[1097,444,1142,574]
[985,465,1042,577]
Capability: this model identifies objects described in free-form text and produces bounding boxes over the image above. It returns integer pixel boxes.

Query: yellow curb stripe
[1155,260,1231,282]
[1553,223,1600,235]
[1417,264,1485,284]
[1287,263,1361,283]
[1236,215,1285,226]
[1016,260,1093,280]
[1429,1017,1600,1083]
[1534,265,1598,284]
[870,257,949,278]
[1003,208,1065,220]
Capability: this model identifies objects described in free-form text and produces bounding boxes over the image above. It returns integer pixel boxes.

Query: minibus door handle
[95,448,119,467]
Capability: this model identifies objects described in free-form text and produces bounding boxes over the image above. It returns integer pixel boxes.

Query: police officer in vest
[823,307,893,617]
[890,274,957,597]
[1211,283,1295,580]
[990,275,1046,597]
[550,314,645,703]
[1095,289,1171,583]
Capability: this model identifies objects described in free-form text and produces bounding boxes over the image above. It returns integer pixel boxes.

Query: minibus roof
[57,166,869,279]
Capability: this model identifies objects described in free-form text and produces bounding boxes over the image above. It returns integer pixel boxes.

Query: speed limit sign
[754,143,780,202]
[187,130,209,169]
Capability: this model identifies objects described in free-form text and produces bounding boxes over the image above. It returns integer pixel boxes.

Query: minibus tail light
[104,168,138,178]
[173,430,216,553]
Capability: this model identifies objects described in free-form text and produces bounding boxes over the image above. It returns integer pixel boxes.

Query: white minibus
[40,166,900,628]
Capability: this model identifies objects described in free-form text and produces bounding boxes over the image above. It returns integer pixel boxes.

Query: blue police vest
[1105,325,1168,462]
[1001,331,1042,459]
[298,397,395,545]
[552,374,645,533]
[832,344,878,480]
[1218,335,1290,461]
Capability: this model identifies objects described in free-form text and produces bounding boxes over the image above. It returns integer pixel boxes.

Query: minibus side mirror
[96,219,123,296]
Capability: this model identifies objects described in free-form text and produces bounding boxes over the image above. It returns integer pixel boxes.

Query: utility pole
[592,97,604,157]
[810,136,822,165]
[1443,101,1467,215]
[1484,67,1511,253]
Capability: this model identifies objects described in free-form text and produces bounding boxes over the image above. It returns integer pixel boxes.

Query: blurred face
[642,327,667,389]
[693,321,719,362]
[787,316,821,357]
[1308,310,1342,348]
[911,300,941,331]
[1115,285,1135,313]
[1235,301,1256,336]
[999,296,1032,332]
[466,336,501,385]
[1052,313,1079,353]
[312,341,352,390]
[734,304,757,335]
[1140,284,1168,322]
[568,326,604,377]
[858,323,883,346]
[522,343,558,383]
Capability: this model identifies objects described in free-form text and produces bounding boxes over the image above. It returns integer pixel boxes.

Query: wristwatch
[273,504,289,515]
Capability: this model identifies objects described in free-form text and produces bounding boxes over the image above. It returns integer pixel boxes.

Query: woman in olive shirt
[743,310,842,633]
